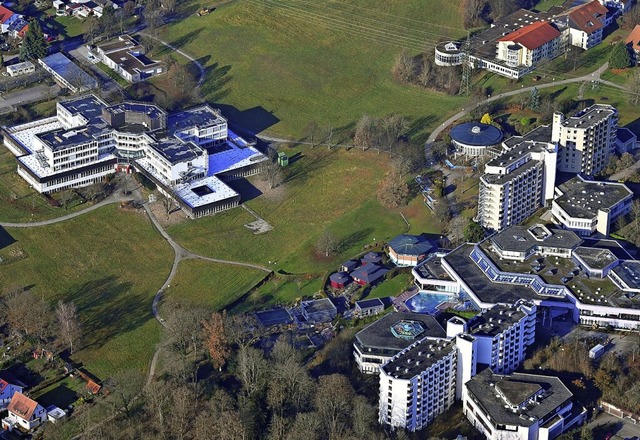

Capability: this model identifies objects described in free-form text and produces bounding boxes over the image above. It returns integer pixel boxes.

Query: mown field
[161,0,467,139]
[0,206,173,379]
[163,258,269,310]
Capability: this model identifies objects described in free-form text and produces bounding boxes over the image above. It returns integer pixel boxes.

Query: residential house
[300,298,337,323]
[95,35,164,83]
[0,379,23,410]
[329,272,350,289]
[626,24,640,64]
[2,393,47,432]
[351,263,388,286]
[562,1,609,50]
[496,21,563,68]
[354,298,384,317]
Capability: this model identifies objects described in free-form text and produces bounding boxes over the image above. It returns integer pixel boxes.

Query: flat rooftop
[106,102,166,121]
[381,338,456,380]
[168,105,226,135]
[482,159,541,185]
[555,177,632,219]
[611,260,640,290]
[443,244,543,304]
[302,298,337,313]
[355,312,446,353]
[468,303,528,338]
[3,116,62,154]
[573,246,618,270]
[491,225,582,254]
[149,139,204,165]
[465,369,573,427]
[58,94,108,123]
[207,130,268,175]
[487,140,549,169]
[502,125,553,148]
[173,176,239,208]
[40,53,97,92]
[414,257,454,281]
[96,34,138,53]
[561,104,616,128]
[104,48,162,76]
[37,125,106,151]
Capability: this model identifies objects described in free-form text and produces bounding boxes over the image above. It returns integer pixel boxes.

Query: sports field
[162,0,467,139]
[0,206,173,379]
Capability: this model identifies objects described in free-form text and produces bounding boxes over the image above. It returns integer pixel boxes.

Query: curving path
[427,63,620,144]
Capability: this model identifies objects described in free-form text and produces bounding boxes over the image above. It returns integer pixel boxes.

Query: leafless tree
[315,229,339,257]
[144,381,171,440]
[225,313,265,348]
[325,125,335,149]
[264,160,283,189]
[105,369,145,419]
[619,4,640,30]
[376,171,409,208]
[2,288,52,344]
[392,50,416,83]
[56,300,81,354]
[353,115,377,151]
[66,66,95,94]
[286,413,322,440]
[461,0,487,28]
[303,121,320,147]
[629,69,640,106]
[237,345,268,396]
[314,374,354,439]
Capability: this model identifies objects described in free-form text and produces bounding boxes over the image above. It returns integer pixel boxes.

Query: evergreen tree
[528,86,540,112]
[19,20,48,61]
[609,41,631,69]
[464,220,485,242]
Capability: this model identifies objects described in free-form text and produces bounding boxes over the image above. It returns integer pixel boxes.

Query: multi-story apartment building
[496,21,563,68]
[563,1,609,49]
[463,369,587,440]
[378,336,477,432]
[552,175,633,236]
[477,128,557,231]
[2,95,268,218]
[552,104,618,175]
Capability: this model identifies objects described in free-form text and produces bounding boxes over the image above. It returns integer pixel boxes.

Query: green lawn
[232,275,324,313]
[161,0,467,139]
[96,62,130,88]
[0,205,173,379]
[164,258,269,310]
[168,148,440,275]
[533,0,567,11]
[365,272,413,299]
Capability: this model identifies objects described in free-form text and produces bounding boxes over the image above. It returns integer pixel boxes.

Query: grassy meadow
[161,0,467,139]
[0,206,173,379]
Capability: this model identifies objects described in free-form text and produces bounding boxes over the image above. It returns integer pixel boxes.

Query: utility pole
[460,33,472,97]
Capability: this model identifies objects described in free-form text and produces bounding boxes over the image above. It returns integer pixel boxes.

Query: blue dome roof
[450,122,503,147]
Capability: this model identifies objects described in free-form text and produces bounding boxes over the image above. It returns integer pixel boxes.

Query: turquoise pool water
[405,292,455,314]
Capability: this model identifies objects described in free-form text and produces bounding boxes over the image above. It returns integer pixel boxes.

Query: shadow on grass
[200,60,233,102]
[339,228,373,253]
[211,103,281,137]
[0,226,16,250]
[225,178,263,203]
[281,150,333,186]
[37,384,78,408]
[168,28,203,51]
[65,276,150,351]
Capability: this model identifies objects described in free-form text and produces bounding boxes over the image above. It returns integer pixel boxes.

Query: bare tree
[237,345,268,396]
[56,300,81,354]
[376,172,409,208]
[392,50,416,83]
[264,160,283,189]
[105,369,145,419]
[203,312,229,371]
[380,114,406,153]
[315,374,354,439]
[325,125,335,149]
[303,121,320,147]
[353,115,377,151]
[2,288,52,344]
[58,191,75,210]
[315,229,339,257]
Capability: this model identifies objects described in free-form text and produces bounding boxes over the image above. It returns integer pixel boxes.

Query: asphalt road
[0,84,60,111]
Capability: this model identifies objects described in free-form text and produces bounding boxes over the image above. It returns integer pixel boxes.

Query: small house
[341,259,358,273]
[361,252,382,265]
[355,298,385,317]
[301,298,337,323]
[2,393,47,432]
[329,272,351,289]
[626,24,640,64]
[7,61,35,77]
[351,263,388,286]
[46,405,67,423]
[0,379,23,410]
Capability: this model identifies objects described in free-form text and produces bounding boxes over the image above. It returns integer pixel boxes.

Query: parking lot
[563,327,639,357]
[585,412,640,440]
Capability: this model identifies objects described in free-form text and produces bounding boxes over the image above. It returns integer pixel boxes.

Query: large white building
[463,369,587,440]
[2,95,268,218]
[562,1,609,50]
[552,175,633,236]
[477,126,557,232]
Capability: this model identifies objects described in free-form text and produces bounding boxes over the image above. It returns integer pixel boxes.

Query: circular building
[435,41,463,66]
[388,234,433,267]
[449,122,503,157]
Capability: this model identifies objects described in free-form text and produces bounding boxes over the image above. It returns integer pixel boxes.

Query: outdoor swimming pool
[405,292,456,314]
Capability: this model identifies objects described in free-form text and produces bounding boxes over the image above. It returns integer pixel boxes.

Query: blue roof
[450,122,503,147]
[41,53,97,91]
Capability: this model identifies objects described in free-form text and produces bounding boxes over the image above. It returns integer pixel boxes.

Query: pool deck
[393,288,460,314]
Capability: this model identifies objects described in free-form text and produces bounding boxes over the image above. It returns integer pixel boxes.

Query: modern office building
[93,35,164,83]
[463,369,587,440]
[477,126,557,231]
[2,95,268,218]
[496,20,563,68]
[551,175,633,237]
[552,104,618,176]
[449,122,503,157]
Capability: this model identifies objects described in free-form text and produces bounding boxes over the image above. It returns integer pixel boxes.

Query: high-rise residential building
[552,104,618,175]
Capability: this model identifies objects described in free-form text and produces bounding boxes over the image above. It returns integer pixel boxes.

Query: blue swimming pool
[405,292,456,314]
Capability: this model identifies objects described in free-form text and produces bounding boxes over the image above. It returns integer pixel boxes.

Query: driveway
[585,412,640,439]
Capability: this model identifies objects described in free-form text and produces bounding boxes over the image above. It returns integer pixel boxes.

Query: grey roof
[356,298,384,310]
[442,244,544,304]
[58,94,108,123]
[355,312,446,354]
[450,122,503,147]
[381,338,456,380]
[482,157,542,185]
[491,225,582,254]
[342,259,358,270]
[573,246,619,270]
[330,272,350,283]
[554,176,632,219]
[617,127,636,143]
[388,234,433,256]
[106,102,166,121]
[148,139,205,165]
[301,298,336,314]
[37,125,107,151]
[468,303,528,338]
[502,125,553,148]
[351,264,388,283]
[580,238,633,259]
[487,139,548,169]
[561,104,616,129]
[167,105,226,136]
[40,53,97,92]
[465,369,573,427]
[610,260,640,290]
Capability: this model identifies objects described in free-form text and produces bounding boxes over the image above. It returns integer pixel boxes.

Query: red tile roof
[566,0,608,34]
[7,393,38,421]
[497,21,561,50]
[0,5,14,24]
[0,379,8,393]
[626,25,640,52]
